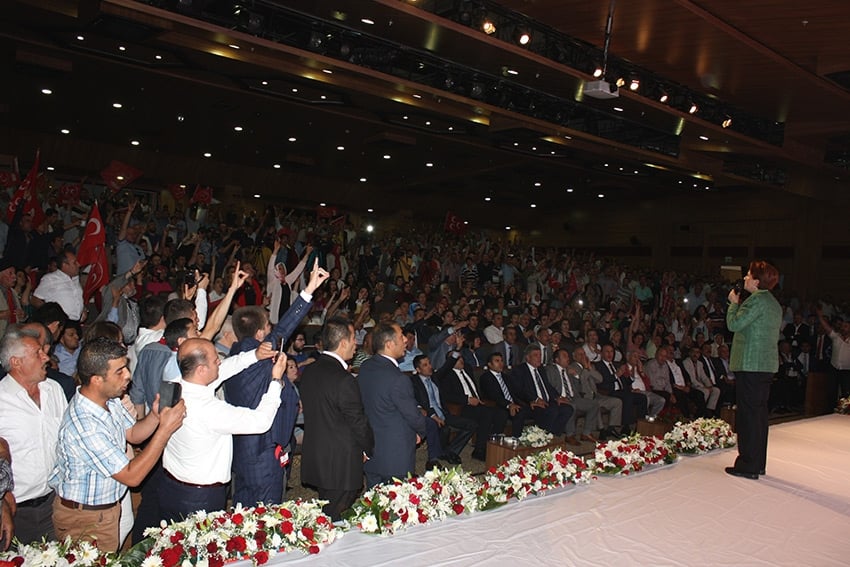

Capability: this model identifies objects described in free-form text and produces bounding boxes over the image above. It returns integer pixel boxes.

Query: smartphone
[159,382,182,409]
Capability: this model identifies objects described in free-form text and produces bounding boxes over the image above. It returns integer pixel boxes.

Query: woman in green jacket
[725,260,782,480]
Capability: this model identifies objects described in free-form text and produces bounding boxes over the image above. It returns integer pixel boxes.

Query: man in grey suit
[359,323,427,487]
[300,317,374,521]
[570,347,624,439]
[546,348,599,445]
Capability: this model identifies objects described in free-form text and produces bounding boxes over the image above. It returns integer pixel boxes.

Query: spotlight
[513,26,532,46]
[722,116,733,128]
[659,91,669,103]
[628,76,640,91]
[482,19,496,35]
[688,102,699,114]
[592,66,603,78]
[615,77,625,88]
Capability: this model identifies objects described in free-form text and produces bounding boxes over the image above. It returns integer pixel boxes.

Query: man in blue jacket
[226,260,328,506]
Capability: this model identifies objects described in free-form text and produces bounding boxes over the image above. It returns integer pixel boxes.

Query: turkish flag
[565,272,578,298]
[59,183,82,206]
[167,184,186,201]
[316,205,337,219]
[190,185,212,205]
[329,215,346,231]
[78,202,108,302]
[444,211,467,235]
[0,171,18,189]
[6,150,42,225]
[101,160,142,192]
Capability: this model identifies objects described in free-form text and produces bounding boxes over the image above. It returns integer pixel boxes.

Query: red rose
[281,508,293,519]
[160,545,184,567]
[388,491,397,500]
[190,548,197,557]
[226,536,247,553]
[255,530,268,546]
[316,516,328,525]
[206,542,219,554]
[12,557,25,567]
[170,531,184,544]
[281,521,294,535]
[409,494,420,505]
[308,545,320,554]
[231,513,244,525]
[418,511,428,523]
[400,511,409,523]
[209,555,225,567]
[255,506,267,515]
[65,554,76,563]
[301,526,315,540]
[380,511,390,522]
[452,504,464,515]
[254,551,270,565]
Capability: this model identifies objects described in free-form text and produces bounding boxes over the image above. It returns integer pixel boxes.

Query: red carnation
[380,510,390,522]
[206,542,219,554]
[255,530,268,545]
[255,506,267,515]
[226,536,247,553]
[409,494,420,505]
[316,516,328,525]
[65,554,76,563]
[301,526,315,540]
[281,508,293,519]
[281,521,294,535]
[308,545,320,554]
[254,551,270,565]
[160,545,184,567]
[231,513,244,525]
[418,511,428,523]
[452,504,464,515]
[170,532,184,544]
[209,555,225,567]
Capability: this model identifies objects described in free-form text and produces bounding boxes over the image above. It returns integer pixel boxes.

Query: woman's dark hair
[748,260,780,291]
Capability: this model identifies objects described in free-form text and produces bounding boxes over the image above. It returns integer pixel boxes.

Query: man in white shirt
[31,251,85,321]
[483,313,505,345]
[0,326,68,543]
[159,338,282,522]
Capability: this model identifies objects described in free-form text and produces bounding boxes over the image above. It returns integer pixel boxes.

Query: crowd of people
[0,189,848,550]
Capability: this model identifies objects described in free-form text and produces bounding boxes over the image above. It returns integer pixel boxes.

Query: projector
[583,80,619,100]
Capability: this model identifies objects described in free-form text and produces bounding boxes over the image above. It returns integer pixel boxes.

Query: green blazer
[726,289,782,373]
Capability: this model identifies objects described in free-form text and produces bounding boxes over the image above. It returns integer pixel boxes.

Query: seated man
[594,344,647,434]
[545,348,599,445]
[623,350,666,419]
[410,355,476,467]
[683,346,721,417]
[570,348,623,439]
[479,352,531,437]
[510,344,572,436]
[433,350,505,461]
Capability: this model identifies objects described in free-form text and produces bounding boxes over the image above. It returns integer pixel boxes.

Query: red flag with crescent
[78,202,108,302]
[168,184,186,201]
[190,185,212,205]
[101,160,142,193]
[59,183,82,206]
[0,171,18,189]
[444,211,467,235]
[6,150,41,224]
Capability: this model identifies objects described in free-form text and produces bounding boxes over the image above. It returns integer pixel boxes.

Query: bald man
[158,338,284,523]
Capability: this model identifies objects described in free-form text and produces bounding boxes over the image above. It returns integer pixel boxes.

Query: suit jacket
[512,362,559,404]
[568,362,603,399]
[545,363,580,399]
[479,369,520,409]
[493,341,522,369]
[432,355,480,406]
[699,355,722,384]
[594,360,631,395]
[410,373,442,418]
[300,354,374,491]
[682,357,714,389]
[358,354,427,483]
[726,289,782,373]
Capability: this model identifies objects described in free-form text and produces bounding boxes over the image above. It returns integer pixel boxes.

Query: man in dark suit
[226,261,328,507]
[594,344,646,433]
[479,352,531,437]
[546,348,599,445]
[359,323,427,487]
[410,355,475,466]
[512,344,572,435]
[300,317,374,521]
[494,326,523,370]
[433,350,505,461]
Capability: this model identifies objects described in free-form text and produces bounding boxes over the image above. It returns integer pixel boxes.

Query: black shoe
[724,466,758,480]
[425,459,442,471]
[443,452,462,465]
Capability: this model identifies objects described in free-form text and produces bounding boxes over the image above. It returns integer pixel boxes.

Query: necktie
[458,370,479,398]
[534,368,549,401]
[801,353,808,372]
[424,377,445,420]
[703,357,716,385]
[561,368,574,397]
[495,373,513,403]
[608,362,621,390]
[505,344,512,365]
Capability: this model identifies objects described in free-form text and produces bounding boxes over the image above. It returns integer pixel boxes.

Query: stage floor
[278,415,850,566]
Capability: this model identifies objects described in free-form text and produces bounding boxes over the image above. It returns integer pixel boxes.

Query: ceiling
[1,0,849,230]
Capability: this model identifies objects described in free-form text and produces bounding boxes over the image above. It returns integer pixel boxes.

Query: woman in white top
[266,241,311,324]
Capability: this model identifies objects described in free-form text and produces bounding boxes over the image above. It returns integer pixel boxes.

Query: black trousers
[131,460,163,544]
[159,473,227,524]
[734,371,773,474]
[317,487,361,522]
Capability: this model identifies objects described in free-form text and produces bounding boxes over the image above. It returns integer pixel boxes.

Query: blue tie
[423,377,445,420]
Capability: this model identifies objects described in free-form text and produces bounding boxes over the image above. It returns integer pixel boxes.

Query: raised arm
[200,263,248,341]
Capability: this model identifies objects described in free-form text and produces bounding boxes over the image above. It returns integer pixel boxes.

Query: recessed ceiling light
[678,180,683,184]
[177,115,185,122]
[534,182,541,187]
[425,162,434,167]
[699,135,709,141]
[597,193,605,198]
[261,81,268,86]
[322,69,333,74]
[603,163,609,167]
[337,146,345,151]
[253,194,261,198]
[229,44,240,50]
[531,147,537,151]
[76,35,84,41]
[60,129,70,134]
[463,221,469,225]
[118,46,126,51]
[448,126,454,131]
[366,224,374,233]
[273,164,281,169]
[112,102,122,109]
[619,167,624,171]
[130,140,140,146]
[530,204,537,208]
[203,152,212,158]
[566,188,574,193]
[505,225,511,230]
[155,55,162,60]
[506,69,519,75]
[563,135,572,140]
[550,151,556,155]
[234,126,243,132]
[412,94,422,99]
[359,177,367,182]
[613,107,623,112]
[291,88,298,93]
[320,95,327,100]
[46,166,55,171]
[402,116,408,120]
[425,121,431,126]
[116,176,124,181]
[367,208,374,212]
[320,202,327,207]
[40,88,52,95]
[179,184,186,188]
[484,197,491,202]
[288,137,296,142]
[361,18,375,25]
[513,142,519,147]
[383,154,391,160]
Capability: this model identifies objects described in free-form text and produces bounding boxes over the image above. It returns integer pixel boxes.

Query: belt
[59,497,117,511]
[18,492,53,508]
[164,469,227,489]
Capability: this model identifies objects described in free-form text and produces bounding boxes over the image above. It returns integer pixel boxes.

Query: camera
[184,271,196,287]
[733,280,744,295]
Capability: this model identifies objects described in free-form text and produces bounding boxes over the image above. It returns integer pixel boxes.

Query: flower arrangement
[346,467,480,535]
[133,499,341,566]
[837,396,850,415]
[589,434,677,475]
[517,425,554,448]
[477,448,591,509]
[0,537,119,567]
[663,418,737,455]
